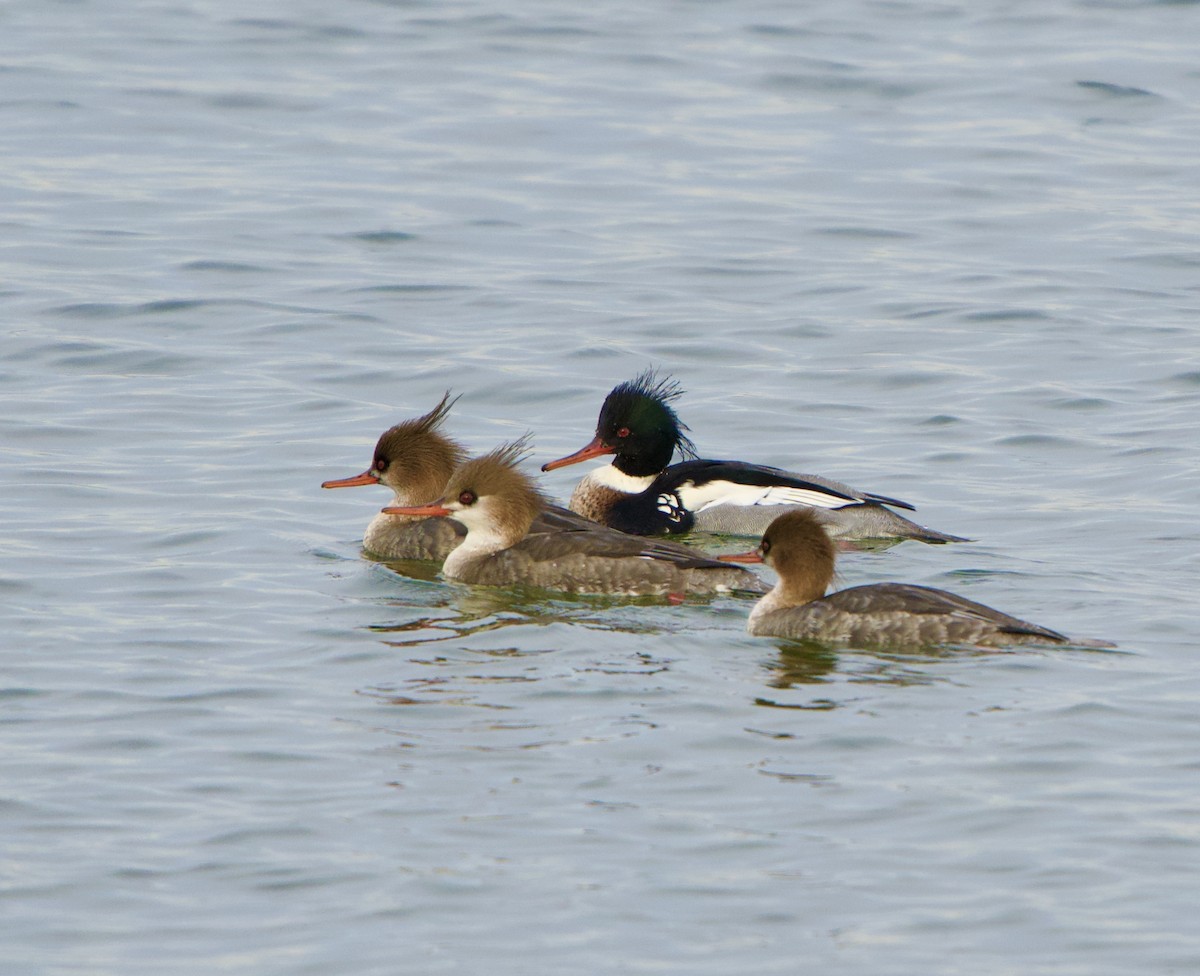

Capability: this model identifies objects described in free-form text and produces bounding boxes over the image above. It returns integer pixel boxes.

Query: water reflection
[358,546,1103,713]
[367,610,536,648]
[362,551,442,584]
[762,640,840,688]
[367,587,674,649]
[756,639,1002,707]
[357,571,683,714]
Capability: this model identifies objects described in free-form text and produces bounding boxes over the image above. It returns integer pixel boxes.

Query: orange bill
[381,502,451,518]
[321,470,378,489]
[718,551,763,564]
[540,435,614,472]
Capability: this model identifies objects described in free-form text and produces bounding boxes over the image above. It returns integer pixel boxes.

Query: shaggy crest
[444,435,546,529]
[373,391,461,465]
[598,368,698,462]
[619,368,686,408]
[454,435,535,481]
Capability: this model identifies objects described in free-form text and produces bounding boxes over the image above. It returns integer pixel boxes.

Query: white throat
[747,582,790,632]
[439,501,518,579]
[585,463,655,495]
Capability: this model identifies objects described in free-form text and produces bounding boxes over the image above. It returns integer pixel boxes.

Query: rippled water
[4,2,1200,973]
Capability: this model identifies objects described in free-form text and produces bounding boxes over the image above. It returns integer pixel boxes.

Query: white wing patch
[655,491,687,523]
[678,480,852,512]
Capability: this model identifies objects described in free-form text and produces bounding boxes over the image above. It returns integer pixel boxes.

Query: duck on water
[321,392,468,561]
[719,509,1101,649]
[541,370,966,544]
[321,392,639,561]
[381,439,766,600]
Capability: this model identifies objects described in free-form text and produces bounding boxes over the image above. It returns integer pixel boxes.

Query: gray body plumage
[750,582,1069,648]
[722,510,1086,650]
[453,504,766,597]
[363,512,465,561]
[691,501,966,543]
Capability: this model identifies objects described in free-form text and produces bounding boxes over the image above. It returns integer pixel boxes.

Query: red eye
[458,490,477,506]
[374,458,386,471]
[617,427,630,438]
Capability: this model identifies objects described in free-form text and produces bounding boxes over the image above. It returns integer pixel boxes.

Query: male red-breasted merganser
[541,371,966,544]
[381,440,767,598]
[720,510,1072,647]
[322,392,467,560]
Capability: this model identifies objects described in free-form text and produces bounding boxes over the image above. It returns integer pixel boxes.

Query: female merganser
[720,510,1071,648]
[381,440,767,599]
[541,370,966,544]
[322,394,617,562]
[322,392,467,560]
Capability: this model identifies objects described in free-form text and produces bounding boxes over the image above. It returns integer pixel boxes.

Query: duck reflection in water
[758,638,1001,697]
[366,584,677,649]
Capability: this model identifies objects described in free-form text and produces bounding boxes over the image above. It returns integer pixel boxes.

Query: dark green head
[595,370,697,477]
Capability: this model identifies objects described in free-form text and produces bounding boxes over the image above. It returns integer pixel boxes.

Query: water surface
[3,2,1200,974]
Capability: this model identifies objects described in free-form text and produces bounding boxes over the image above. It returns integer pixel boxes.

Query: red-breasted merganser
[381,440,767,598]
[540,370,966,544]
[322,394,616,562]
[720,510,1072,647]
[322,392,466,560]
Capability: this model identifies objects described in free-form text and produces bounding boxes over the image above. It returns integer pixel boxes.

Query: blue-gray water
[4,2,1199,973]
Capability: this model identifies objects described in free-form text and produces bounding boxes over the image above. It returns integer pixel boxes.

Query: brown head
[720,509,837,604]
[383,437,546,551]
[321,392,466,506]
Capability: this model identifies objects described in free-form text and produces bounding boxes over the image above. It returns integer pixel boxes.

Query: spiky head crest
[374,391,458,461]
[371,392,466,501]
[596,369,697,474]
[443,435,546,538]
